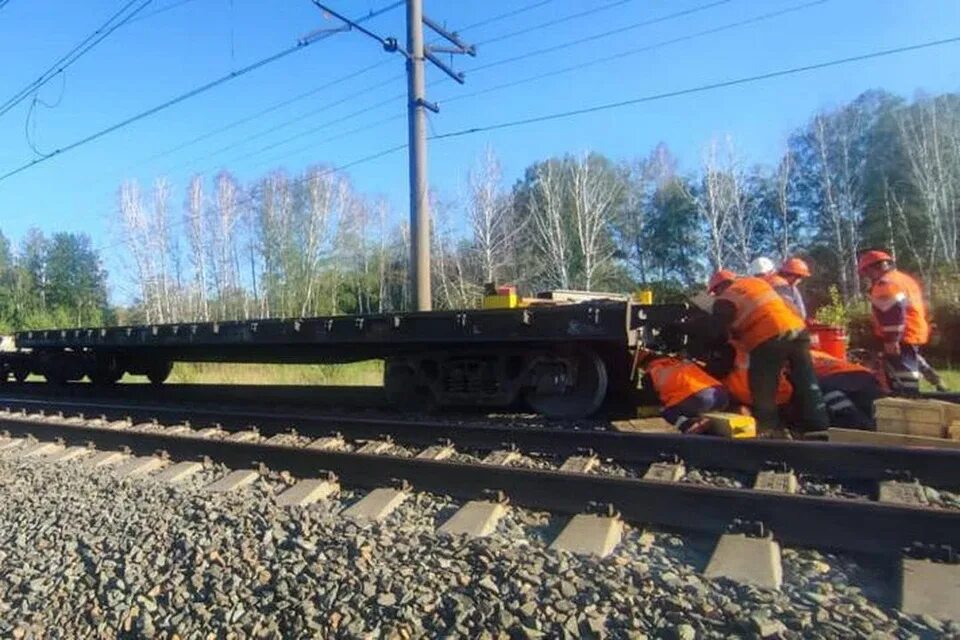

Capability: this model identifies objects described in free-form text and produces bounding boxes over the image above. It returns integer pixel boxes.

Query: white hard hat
[749,257,775,276]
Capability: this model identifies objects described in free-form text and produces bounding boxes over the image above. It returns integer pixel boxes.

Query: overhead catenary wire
[94,0,563,188]
[125,0,558,172]
[126,0,202,25]
[180,0,816,175]
[0,0,153,119]
[474,0,638,46]
[438,0,827,107]
[140,60,396,166]
[0,0,404,185]
[467,0,735,74]
[133,0,736,180]
[430,35,960,141]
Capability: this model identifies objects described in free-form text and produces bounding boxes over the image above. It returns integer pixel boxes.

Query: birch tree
[467,148,517,285]
[184,175,209,321]
[896,95,960,273]
[569,153,622,290]
[528,160,570,289]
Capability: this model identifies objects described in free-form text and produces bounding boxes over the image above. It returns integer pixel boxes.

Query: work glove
[883,341,901,356]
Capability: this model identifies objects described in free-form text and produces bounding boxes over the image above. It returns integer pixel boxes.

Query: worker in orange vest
[857,250,946,394]
[639,351,729,434]
[718,342,794,409]
[749,257,805,319]
[708,270,828,435]
[810,349,883,428]
[778,257,811,320]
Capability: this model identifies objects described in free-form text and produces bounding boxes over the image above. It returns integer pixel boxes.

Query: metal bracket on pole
[416,98,439,113]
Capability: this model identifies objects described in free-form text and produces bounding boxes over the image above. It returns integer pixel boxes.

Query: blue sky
[0,0,958,296]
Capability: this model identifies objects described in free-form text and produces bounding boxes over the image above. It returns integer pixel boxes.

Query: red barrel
[808,323,848,360]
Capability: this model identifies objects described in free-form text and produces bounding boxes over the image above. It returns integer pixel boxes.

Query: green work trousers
[748,331,829,433]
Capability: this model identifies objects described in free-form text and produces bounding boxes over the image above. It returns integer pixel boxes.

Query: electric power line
[438,0,827,107]
[126,0,202,24]
[126,0,558,172]
[0,0,405,185]
[231,0,826,173]
[136,0,730,178]
[141,60,395,166]
[0,0,153,119]
[94,0,560,186]
[0,1,13,11]
[430,35,960,142]
[467,0,734,74]
[475,0,637,46]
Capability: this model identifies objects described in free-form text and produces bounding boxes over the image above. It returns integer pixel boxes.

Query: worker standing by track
[718,341,794,411]
[707,270,828,435]
[778,257,811,320]
[858,250,947,394]
[749,257,804,318]
[638,350,729,434]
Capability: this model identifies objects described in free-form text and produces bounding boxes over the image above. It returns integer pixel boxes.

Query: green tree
[43,233,109,327]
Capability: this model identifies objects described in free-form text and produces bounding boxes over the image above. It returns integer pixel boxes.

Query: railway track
[2,404,959,553]
[0,394,957,488]
[0,381,391,410]
[2,392,959,625]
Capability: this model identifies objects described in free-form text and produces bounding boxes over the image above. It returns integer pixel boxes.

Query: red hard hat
[857,250,893,274]
[708,269,737,294]
[780,257,811,278]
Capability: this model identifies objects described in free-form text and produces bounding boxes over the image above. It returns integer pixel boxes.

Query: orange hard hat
[857,250,893,273]
[780,257,811,278]
[708,269,737,294]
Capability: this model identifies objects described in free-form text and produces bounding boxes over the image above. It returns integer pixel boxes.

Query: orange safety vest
[722,344,793,406]
[810,349,872,378]
[717,277,804,351]
[646,357,722,408]
[869,269,930,345]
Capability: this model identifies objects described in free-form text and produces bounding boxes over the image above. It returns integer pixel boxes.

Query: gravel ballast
[0,455,954,639]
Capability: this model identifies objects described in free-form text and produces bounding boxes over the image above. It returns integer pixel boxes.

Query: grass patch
[923,367,960,392]
[164,361,384,386]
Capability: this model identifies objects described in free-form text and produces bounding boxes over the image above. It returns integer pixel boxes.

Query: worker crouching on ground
[638,350,729,434]
[707,270,829,435]
[858,250,947,394]
[749,257,805,318]
[810,349,883,429]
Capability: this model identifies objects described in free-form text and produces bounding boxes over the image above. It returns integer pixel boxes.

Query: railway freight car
[0,293,695,418]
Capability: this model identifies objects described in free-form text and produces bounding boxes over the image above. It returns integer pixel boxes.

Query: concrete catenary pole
[406,0,431,311]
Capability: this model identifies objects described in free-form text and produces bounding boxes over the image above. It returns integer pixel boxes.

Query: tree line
[0,88,958,331]
[0,229,109,333]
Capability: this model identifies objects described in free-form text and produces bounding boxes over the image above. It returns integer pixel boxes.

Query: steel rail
[0,382,389,408]
[0,415,956,556]
[2,396,959,488]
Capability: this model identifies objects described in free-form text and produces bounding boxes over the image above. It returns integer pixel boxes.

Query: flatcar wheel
[384,360,435,411]
[89,354,124,386]
[146,360,173,385]
[524,348,608,419]
[12,366,28,383]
